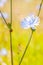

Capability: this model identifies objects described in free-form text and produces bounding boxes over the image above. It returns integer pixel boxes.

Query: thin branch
[0,11,8,27]
[19,30,33,65]
[38,0,43,16]
[10,0,12,25]
[10,31,13,65]
[10,0,13,65]
[0,0,13,65]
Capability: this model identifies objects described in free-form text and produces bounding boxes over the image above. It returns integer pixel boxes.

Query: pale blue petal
[33,17,40,26]
[21,19,30,29]
[21,14,40,29]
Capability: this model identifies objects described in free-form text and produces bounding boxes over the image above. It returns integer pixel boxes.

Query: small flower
[0,0,7,7]
[21,14,40,30]
[0,48,8,56]
[0,12,8,19]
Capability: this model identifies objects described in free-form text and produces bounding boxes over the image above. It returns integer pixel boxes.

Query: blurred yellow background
[0,0,43,65]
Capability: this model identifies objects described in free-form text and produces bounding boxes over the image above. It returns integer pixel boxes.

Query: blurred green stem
[10,29,13,65]
[19,30,33,65]
[10,0,13,65]
[0,11,8,27]
[38,0,43,16]
[0,0,13,65]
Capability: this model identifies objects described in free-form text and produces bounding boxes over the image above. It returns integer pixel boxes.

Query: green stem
[10,0,12,25]
[38,0,43,16]
[10,30,13,65]
[10,0,13,65]
[0,11,8,27]
[19,30,33,65]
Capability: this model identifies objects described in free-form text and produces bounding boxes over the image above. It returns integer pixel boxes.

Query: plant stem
[10,0,12,25]
[38,0,43,16]
[10,0,13,65]
[19,30,33,65]
[0,11,8,27]
[10,30,13,65]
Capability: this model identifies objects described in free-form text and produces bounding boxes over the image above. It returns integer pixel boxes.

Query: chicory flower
[21,14,40,30]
